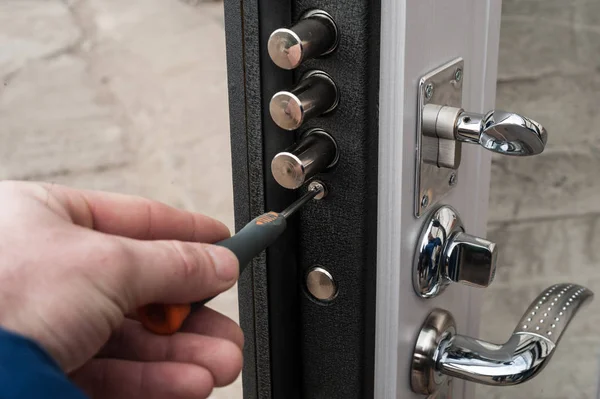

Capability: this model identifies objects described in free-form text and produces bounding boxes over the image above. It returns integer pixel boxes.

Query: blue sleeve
[0,328,88,399]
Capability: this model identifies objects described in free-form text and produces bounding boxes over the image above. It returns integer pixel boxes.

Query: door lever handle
[423,105,548,156]
[411,283,594,395]
[414,58,549,216]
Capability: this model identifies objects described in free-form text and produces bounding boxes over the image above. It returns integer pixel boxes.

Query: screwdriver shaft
[280,182,324,219]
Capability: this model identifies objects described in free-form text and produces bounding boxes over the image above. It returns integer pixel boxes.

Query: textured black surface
[255,1,308,397]
[223,0,266,397]
[292,1,381,398]
[241,0,277,396]
[224,0,381,397]
[222,1,257,397]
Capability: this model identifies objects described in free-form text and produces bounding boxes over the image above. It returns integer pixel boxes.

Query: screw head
[424,83,434,99]
[454,68,463,82]
[308,180,327,200]
[421,194,429,209]
[449,173,457,186]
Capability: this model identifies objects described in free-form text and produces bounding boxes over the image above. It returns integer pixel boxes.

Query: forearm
[0,328,87,399]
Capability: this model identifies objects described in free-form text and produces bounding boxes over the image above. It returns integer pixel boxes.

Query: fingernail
[206,246,239,281]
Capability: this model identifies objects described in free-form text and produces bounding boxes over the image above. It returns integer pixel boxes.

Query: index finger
[32,182,231,243]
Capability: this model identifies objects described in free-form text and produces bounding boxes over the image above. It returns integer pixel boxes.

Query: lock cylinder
[270,71,338,131]
[271,129,338,189]
[268,10,339,70]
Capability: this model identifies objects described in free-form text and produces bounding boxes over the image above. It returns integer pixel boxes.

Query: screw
[424,83,434,100]
[454,68,463,82]
[421,194,429,209]
[449,173,457,186]
[308,180,327,200]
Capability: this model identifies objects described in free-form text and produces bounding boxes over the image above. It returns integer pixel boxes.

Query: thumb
[109,237,239,310]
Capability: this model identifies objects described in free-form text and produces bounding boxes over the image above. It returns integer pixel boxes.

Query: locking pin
[271,129,338,190]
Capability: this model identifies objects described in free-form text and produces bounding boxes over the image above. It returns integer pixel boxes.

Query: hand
[0,181,243,399]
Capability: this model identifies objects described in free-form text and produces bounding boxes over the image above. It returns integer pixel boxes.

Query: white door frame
[375,1,502,397]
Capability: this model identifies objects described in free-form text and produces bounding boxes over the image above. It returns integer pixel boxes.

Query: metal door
[223,0,592,398]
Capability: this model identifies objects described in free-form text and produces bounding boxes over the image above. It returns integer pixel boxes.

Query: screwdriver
[137,182,325,335]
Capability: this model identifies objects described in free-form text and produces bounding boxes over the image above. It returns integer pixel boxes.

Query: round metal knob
[271,129,338,189]
[268,10,339,70]
[269,71,339,131]
[456,110,547,156]
[413,205,498,298]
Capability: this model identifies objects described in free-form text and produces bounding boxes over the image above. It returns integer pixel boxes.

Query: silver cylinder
[271,130,338,189]
[270,71,339,131]
[422,104,463,140]
[268,10,339,70]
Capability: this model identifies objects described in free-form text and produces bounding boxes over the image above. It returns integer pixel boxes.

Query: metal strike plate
[415,58,464,217]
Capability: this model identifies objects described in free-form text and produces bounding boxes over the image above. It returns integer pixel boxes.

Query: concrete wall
[0,1,241,398]
[478,1,600,398]
[1,0,599,398]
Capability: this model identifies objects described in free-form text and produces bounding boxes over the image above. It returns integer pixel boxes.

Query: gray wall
[1,0,599,398]
[478,0,600,398]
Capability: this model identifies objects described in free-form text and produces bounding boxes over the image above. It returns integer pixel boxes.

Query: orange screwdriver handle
[136,303,192,335]
[137,297,213,335]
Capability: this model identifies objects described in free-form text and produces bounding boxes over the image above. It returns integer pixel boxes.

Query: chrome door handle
[413,205,497,298]
[411,283,594,395]
[414,58,549,217]
[423,105,548,156]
